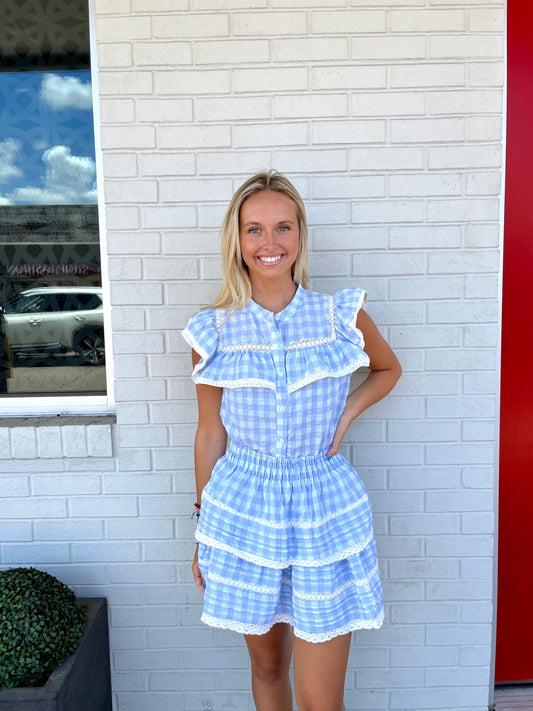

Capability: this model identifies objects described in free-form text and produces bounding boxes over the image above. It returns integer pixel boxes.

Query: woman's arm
[326,309,402,457]
[191,349,227,591]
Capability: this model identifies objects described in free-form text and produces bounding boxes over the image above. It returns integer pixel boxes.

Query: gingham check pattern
[182,287,383,640]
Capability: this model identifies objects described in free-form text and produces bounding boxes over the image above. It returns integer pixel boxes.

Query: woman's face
[238,190,299,288]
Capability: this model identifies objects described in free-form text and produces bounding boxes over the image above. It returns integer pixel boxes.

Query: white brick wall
[0,1,504,709]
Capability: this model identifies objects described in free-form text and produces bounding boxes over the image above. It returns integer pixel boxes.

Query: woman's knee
[245,624,293,684]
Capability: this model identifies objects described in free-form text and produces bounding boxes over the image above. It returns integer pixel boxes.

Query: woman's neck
[250,279,297,314]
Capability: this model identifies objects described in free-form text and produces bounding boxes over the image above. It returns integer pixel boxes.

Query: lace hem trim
[182,327,211,379]
[204,563,380,600]
[194,375,275,390]
[195,527,375,569]
[287,355,370,393]
[201,608,384,642]
[201,488,368,530]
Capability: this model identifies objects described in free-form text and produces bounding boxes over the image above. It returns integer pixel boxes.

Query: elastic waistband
[226,442,340,479]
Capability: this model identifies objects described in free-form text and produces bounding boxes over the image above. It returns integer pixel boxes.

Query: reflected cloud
[40,74,93,111]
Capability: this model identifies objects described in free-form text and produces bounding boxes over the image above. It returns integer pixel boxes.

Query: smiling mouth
[257,255,283,264]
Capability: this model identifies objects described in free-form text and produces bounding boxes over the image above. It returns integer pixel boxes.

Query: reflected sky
[0,70,96,205]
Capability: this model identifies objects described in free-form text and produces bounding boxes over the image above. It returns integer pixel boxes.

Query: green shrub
[0,567,86,690]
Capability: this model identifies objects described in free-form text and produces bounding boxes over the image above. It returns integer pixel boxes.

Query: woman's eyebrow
[242,219,295,226]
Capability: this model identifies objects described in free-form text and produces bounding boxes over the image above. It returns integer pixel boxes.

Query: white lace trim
[287,355,370,393]
[194,376,275,391]
[195,527,375,569]
[182,328,211,379]
[221,342,273,352]
[346,290,367,350]
[205,564,379,600]
[202,488,368,529]
[285,296,336,350]
[201,608,384,642]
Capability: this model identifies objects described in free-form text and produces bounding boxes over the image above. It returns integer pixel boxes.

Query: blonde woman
[182,171,401,711]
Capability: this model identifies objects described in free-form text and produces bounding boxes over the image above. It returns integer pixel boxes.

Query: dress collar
[248,284,305,324]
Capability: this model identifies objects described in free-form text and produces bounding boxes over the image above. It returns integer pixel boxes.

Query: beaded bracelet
[191,502,201,521]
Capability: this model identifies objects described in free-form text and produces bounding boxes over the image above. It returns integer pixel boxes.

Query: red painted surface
[496,1,533,683]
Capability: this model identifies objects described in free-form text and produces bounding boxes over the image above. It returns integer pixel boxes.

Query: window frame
[0,0,115,417]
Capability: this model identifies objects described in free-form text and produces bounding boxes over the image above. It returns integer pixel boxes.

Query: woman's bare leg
[244,623,294,711]
[293,632,351,711]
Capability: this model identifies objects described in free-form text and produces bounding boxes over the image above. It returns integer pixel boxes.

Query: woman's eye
[278,225,289,232]
[248,227,261,234]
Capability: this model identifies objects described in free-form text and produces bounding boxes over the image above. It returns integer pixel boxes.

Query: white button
[278,406,285,412]
[279,372,285,378]
[278,438,284,443]
[274,314,280,320]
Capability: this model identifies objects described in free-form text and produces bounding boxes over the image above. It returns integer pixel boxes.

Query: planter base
[0,598,112,711]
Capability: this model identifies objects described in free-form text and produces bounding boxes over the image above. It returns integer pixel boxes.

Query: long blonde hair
[210,171,309,311]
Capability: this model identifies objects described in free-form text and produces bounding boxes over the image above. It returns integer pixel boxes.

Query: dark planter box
[0,598,112,711]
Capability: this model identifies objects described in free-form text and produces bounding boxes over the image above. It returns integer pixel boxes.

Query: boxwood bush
[0,567,86,690]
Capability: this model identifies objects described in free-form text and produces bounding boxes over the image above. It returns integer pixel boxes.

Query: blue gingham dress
[182,286,384,642]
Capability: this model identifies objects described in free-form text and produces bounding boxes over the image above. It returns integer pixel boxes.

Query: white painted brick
[313,226,387,250]
[352,35,426,60]
[426,396,495,420]
[462,513,494,536]
[3,544,70,565]
[114,379,166,403]
[233,122,308,148]
[134,42,191,66]
[143,258,198,281]
[389,226,461,249]
[101,125,155,149]
[195,39,269,65]
[36,426,63,459]
[469,61,505,87]
[311,176,385,199]
[466,115,502,142]
[107,564,176,584]
[390,9,465,32]
[118,425,169,448]
[391,117,464,143]
[136,99,192,123]
[108,257,142,281]
[426,665,490,687]
[393,372,459,396]
[357,668,424,690]
[3,498,67,518]
[2,476,29,497]
[461,557,493,580]
[34,519,103,540]
[117,447,151,471]
[388,273,462,300]
[158,124,230,149]
[428,249,499,274]
[153,13,229,38]
[390,558,458,580]
[235,66,307,93]
[426,490,493,514]
[194,0,265,7]
[154,70,230,95]
[463,324,498,348]
[426,443,494,465]
[313,66,386,91]
[391,603,458,624]
[430,145,502,171]
[389,466,461,490]
[166,282,220,305]
[351,199,425,224]
[197,151,271,175]
[312,9,385,33]
[233,11,306,35]
[99,71,153,97]
[426,349,495,373]
[106,180,157,204]
[100,99,135,123]
[388,420,458,442]
[69,495,137,517]
[160,178,232,203]
[141,206,196,230]
[32,474,100,496]
[463,372,497,395]
[353,252,424,277]
[430,34,503,59]
[96,16,151,42]
[11,427,37,459]
[466,171,502,196]
[469,7,504,31]
[390,63,464,88]
[275,149,347,174]
[427,623,492,647]
[428,300,498,324]
[349,146,424,171]
[111,282,162,305]
[462,465,494,489]
[97,42,132,68]
[94,0,130,13]
[461,646,492,667]
[351,443,421,466]
[272,38,348,62]
[195,96,271,121]
[73,542,140,562]
[390,513,459,536]
[112,309,146,333]
[102,153,137,178]
[351,91,426,116]
[106,207,140,231]
[2,521,32,541]
[429,89,502,114]
[132,0,188,10]
[312,119,385,145]
[106,518,173,539]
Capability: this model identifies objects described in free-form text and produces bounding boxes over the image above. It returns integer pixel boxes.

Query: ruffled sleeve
[333,288,368,351]
[181,309,219,383]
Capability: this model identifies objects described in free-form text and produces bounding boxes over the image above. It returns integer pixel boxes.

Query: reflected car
[0,286,105,365]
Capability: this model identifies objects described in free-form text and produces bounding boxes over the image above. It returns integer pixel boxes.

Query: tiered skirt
[196,443,384,643]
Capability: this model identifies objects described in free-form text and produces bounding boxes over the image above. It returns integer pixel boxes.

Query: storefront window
[0,0,106,397]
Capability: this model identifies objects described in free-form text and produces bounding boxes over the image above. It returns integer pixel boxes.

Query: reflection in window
[0,0,106,396]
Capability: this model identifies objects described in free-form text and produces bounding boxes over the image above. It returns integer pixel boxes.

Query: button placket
[271,320,289,456]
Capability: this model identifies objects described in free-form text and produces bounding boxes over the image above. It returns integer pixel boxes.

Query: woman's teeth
[259,255,282,263]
